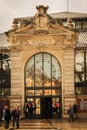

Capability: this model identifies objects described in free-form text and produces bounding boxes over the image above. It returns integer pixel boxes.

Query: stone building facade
[5,5,78,118]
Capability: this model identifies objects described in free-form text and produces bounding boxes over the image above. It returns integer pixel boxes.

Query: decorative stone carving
[6,5,78,50]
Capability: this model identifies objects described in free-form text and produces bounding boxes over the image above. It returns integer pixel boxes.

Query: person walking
[68,104,74,122]
[16,106,20,128]
[24,103,29,119]
[73,103,78,120]
[11,107,17,128]
[4,105,11,129]
[12,106,20,129]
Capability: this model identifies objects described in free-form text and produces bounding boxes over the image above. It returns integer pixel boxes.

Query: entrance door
[25,53,62,119]
[41,97,52,118]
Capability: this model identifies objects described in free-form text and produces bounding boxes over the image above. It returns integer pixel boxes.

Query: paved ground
[0,118,87,130]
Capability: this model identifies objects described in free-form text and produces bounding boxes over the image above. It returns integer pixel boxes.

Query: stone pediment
[7,5,76,35]
[6,5,78,49]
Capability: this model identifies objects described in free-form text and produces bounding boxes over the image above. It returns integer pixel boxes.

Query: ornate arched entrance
[6,5,78,118]
[25,52,62,118]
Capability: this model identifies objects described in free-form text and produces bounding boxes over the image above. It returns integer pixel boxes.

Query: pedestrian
[2,105,6,121]
[55,102,61,119]
[24,103,29,119]
[4,105,11,129]
[73,103,78,120]
[15,106,20,129]
[68,104,74,122]
[11,107,17,128]
[28,102,33,119]
[12,106,20,129]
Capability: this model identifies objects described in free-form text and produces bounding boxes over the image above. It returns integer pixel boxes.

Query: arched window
[25,52,62,117]
[25,52,62,98]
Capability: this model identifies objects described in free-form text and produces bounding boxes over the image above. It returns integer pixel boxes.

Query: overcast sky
[0,0,87,33]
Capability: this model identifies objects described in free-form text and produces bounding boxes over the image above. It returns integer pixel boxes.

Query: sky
[0,0,87,33]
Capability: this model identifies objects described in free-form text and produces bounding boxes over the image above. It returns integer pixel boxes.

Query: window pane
[76,87,86,95]
[83,21,87,29]
[75,51,84,82]
[25,53,62,108]
[35,98,40,114]
[52,56,62,87]
[44,54,51,87]
[26,90,34,96]
[75,51,84,72]
[52,89,61,95]
[35,90,42,96]
[75,73,84,82]
[44,90,51,95]
[76,21,81,29]
[35,54,43,87]
[4,88,11,96]
[26,57,34,87]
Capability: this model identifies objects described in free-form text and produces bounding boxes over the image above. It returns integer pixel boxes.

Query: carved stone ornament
[6,5,78,49]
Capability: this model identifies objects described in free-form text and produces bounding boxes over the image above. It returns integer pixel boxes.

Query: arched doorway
[24,52,62,118]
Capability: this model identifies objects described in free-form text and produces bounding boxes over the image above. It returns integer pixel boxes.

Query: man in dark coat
[73,103,78,120]
[4,105,11,129]
[11,107,17,128]
[12,106,20,129]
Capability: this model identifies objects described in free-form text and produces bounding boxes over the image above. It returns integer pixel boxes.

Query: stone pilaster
[63,49,76,117]
[11,51,22,96]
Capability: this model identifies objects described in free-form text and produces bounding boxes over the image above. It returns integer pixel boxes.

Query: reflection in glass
[83,21,87,29]
[52,89,60,95]
[26,57,34,87]
[26,90,34,96]
[76,21,81,29]
[75,51,87,95]
[75,51,84,72]
[36,108,40,114]
[35,54,42,87]
[25,53,62,88]
[1,89,4,96]
[0,53,11,96]
[75,51,84,82]
[52,57,61,86]
[35,98,40,107]
[76,87,86,95]
[4,88,11,96]
[25,53,62,113]
[35,98,40,114]
[35,90,42,96]
[44,54,51,87]
[75,73,84,82]
[44,90,51,95]
[52,98,60,113]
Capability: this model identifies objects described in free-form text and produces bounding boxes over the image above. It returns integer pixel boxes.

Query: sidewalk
[0,118,87,130]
